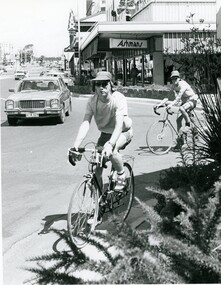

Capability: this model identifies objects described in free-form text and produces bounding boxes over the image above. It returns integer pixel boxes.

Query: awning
[82,37,98,62]
[81,22,164,61]
[81,21,216,61]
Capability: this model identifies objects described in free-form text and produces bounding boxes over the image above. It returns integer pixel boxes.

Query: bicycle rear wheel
[146,121,174,155]
[111,163,134,220]
[67,179,99,248]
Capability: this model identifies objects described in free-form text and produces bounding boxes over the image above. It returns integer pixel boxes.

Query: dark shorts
[178,100,197,118]
[97,129,133,149]
[181,100,197,112]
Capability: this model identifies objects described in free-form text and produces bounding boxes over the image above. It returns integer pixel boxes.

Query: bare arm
[102,114,124,157]
[167,90,181,108]
[109,114,124,146]
[73,115,91,149]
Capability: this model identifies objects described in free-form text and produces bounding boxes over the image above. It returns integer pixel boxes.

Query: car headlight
[5,100,14,110]
[50,99,60,108]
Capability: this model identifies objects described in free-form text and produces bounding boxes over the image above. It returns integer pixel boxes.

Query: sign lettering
[110,38,147,49]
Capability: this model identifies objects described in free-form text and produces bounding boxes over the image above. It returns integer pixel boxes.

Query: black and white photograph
[0,0,221,284]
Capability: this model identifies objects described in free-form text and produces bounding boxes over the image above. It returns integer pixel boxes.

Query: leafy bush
[26,175,221,284]
[159,162,220,192]
[115,85,174,100]
[197,91,221,163]
[25,127,221,283]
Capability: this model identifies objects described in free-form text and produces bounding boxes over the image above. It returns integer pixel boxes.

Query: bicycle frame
[100,154,135,215]
[159,111,178,137]
[70,147,134,215]
[67,146,135,249]
[147,101,201,156]
[156,105,197,136]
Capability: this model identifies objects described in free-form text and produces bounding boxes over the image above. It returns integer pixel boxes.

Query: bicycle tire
[146,121,174,155]
[67,179,99,248]
[111,162,134,221]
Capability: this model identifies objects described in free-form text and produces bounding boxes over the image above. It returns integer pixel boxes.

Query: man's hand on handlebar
[166,104,172,110]
[102,141,113,158]
[68,147,82,166]
[166,104,174,115]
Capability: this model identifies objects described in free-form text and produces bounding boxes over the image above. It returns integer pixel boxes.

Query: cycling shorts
[97,129,133,149]
[181,100,197,112]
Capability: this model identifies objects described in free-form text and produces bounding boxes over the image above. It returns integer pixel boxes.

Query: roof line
[80,22,216,51]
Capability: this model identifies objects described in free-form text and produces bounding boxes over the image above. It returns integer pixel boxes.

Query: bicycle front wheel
[67,179,99,248]
[112,163,134,221]
[146,121,174,155]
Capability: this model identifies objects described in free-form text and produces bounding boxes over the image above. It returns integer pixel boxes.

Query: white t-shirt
[172,79,198,105]
[85,91,132,134]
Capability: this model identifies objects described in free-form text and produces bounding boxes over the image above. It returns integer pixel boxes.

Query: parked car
[5,77,72,126]
[14,70,28,80]
[45,70,74,88]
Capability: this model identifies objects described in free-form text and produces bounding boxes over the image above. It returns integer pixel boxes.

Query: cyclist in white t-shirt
[166,70,198,132]
[72,71,133,192]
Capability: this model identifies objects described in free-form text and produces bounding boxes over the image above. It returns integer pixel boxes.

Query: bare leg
[176,114,183,133]
[179,106,191,126]
[109,132,128,173]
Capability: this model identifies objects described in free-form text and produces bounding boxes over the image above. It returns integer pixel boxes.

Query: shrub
[26,175,221,284]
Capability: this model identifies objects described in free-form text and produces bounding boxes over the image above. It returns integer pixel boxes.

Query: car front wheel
[57,106,65,124]
[7,117,18,126]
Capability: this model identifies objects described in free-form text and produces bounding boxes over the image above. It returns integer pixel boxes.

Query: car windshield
[18,79,60,92]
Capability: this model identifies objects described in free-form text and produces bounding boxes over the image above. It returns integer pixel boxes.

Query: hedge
[71,84,175,101]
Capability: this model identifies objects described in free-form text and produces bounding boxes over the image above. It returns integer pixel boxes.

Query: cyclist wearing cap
[72,71,133,191]
[166,70,198,132]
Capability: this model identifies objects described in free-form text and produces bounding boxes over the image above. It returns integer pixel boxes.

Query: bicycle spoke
[147,121,174,154]
[67,179,98,248]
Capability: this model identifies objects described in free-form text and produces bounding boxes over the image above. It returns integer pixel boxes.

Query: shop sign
[110,38,147,49]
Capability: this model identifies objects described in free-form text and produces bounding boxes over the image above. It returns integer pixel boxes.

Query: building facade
[67,0,217,85]
[217,0,221,38]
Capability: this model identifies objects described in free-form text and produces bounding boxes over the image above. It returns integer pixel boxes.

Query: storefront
[81,21,168,85]
[80,21,216,86]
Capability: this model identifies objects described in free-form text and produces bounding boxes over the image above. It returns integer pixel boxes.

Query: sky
[0,0,86,57]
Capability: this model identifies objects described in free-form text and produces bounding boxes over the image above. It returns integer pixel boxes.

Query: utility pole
[77,0,81,84]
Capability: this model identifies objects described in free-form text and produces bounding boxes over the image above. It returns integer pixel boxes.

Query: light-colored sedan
[14,70,28,80]
[45,70,75,88]
[5,77,72,126]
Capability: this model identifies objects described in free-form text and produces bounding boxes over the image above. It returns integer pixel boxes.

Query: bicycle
[146,103,198,155]
[67,145,135,248]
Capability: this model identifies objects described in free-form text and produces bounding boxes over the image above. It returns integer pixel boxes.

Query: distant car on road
[14,70,28,80]
[5,77,72,126]
[44,70,75,88]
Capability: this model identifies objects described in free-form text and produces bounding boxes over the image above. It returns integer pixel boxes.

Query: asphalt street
[1,67,180,284]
